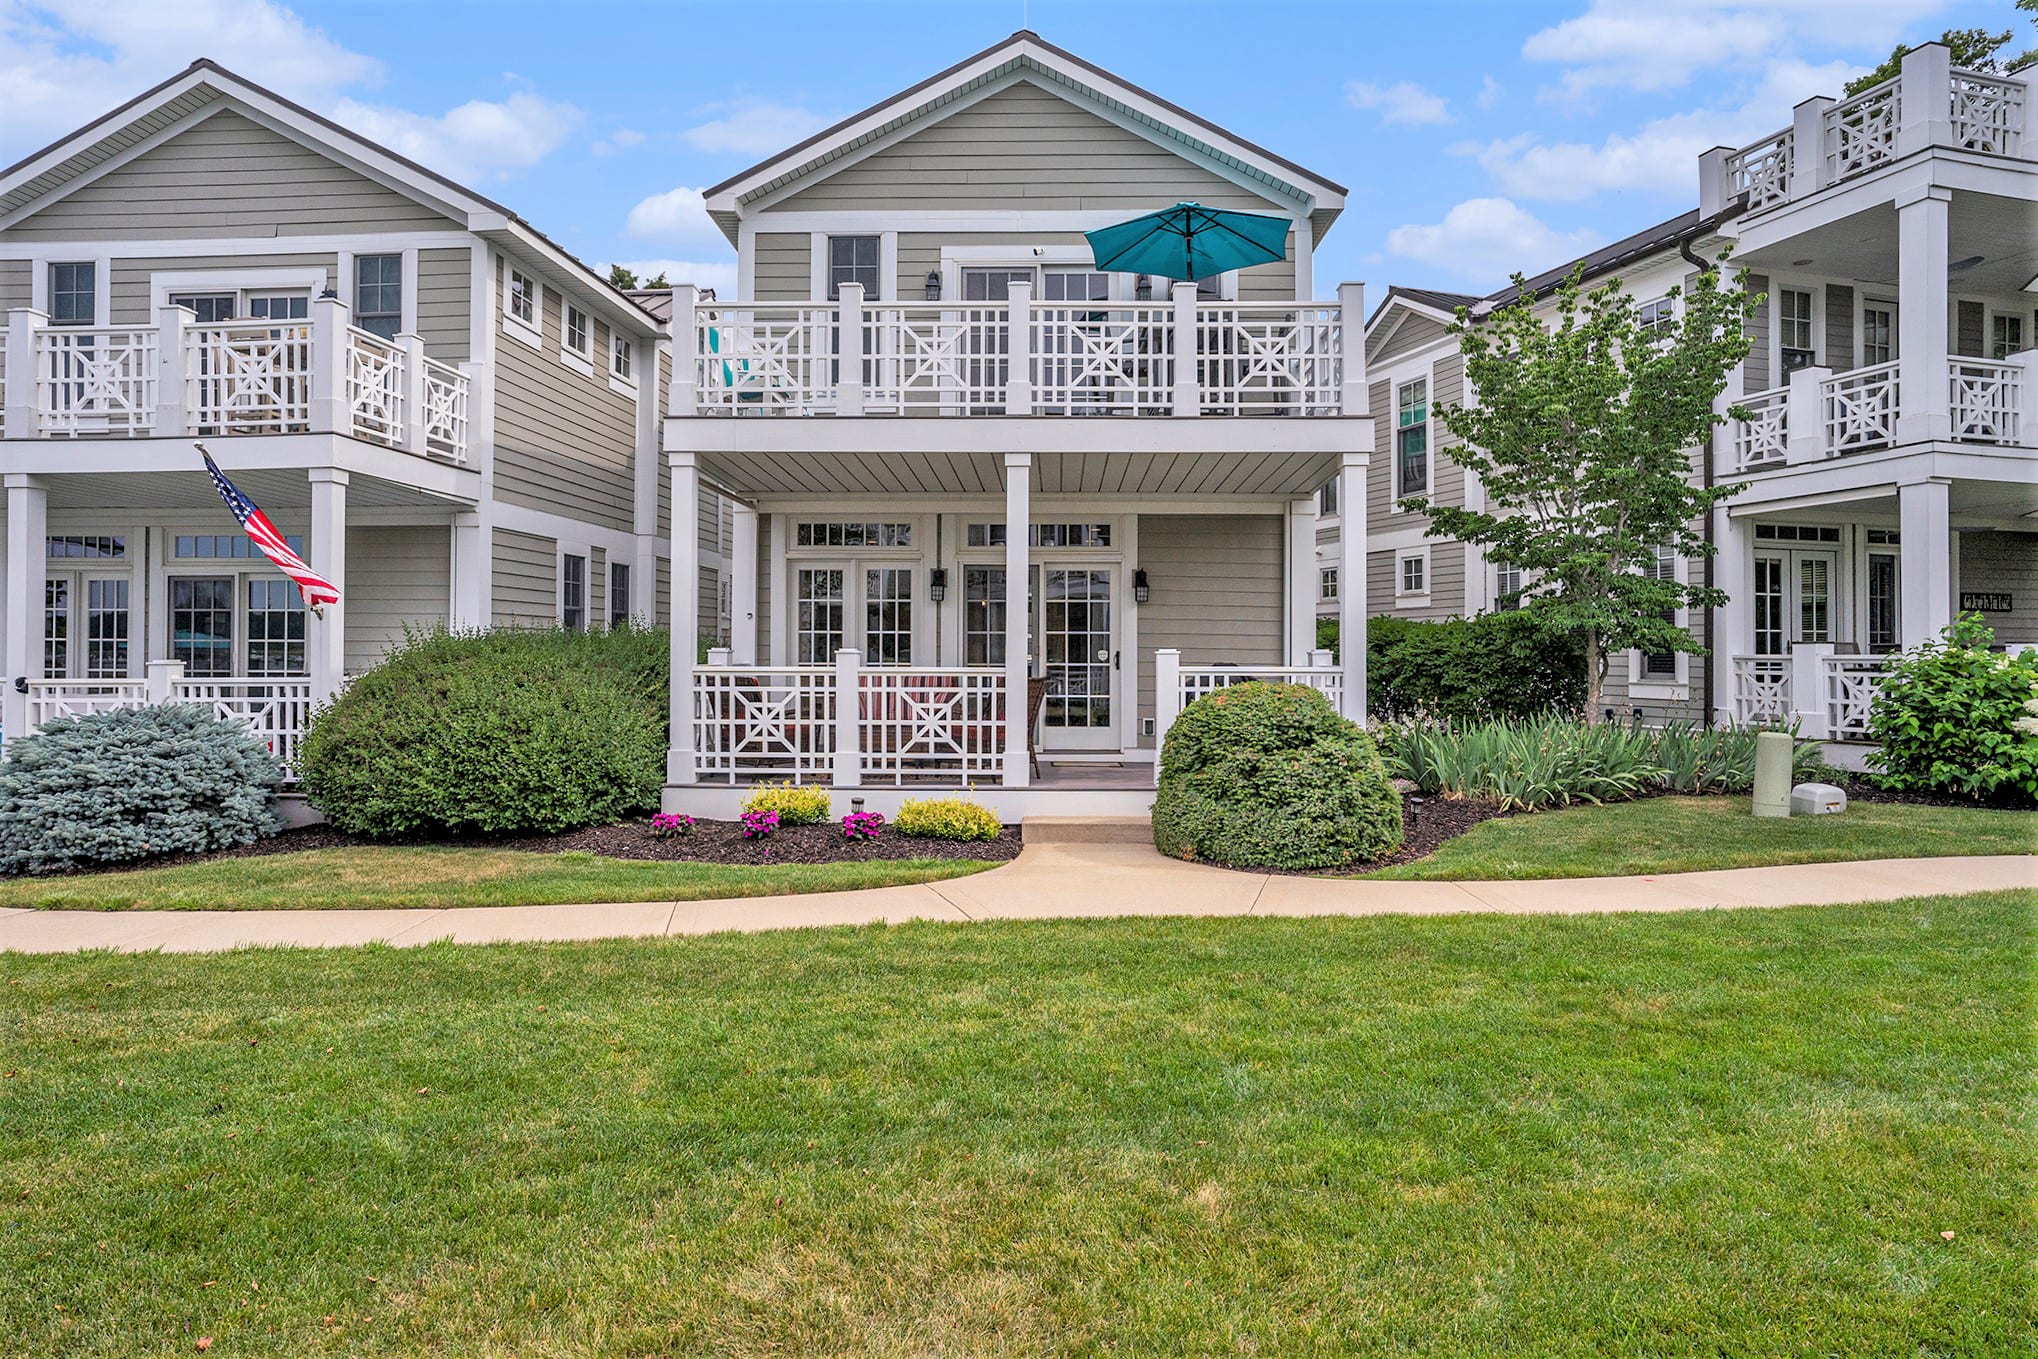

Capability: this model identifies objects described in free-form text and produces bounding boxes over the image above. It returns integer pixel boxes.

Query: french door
[959,561,1117,751]
[792,564,915,665]
[1752,549,1838,654]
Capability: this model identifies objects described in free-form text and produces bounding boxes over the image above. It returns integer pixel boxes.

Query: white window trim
[1769,280,1825,382]
[1983,302,2029,359]
[35,253,113,326]
[1393,369,1434,502]
[608,332,638,399]
[148,266,327,317]
[502,258,544,350]
[1318,566,1338,602]
[1627,548,1690,699]
[1395,546,1431,603]
[558,545,590,630]
[337,248,418,338]
[561,302,594,375]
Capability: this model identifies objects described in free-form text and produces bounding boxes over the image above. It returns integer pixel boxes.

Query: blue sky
[0,0,2024,296]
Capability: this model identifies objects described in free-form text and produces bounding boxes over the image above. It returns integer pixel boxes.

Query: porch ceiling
[695,447,1343,499]
[1736,188,2038,296]
[23,467,467,513]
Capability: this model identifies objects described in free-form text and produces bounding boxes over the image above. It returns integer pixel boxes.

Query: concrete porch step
[1022,815,1153,846]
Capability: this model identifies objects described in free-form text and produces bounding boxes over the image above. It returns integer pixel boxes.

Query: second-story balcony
[1729,350,2034,473]
[2,297,471,464]
[668,281,1358,420]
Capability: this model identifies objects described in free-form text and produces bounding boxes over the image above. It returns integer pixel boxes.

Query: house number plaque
[1960,593,2012,612]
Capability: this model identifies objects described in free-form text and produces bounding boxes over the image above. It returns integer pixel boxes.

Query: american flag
[198,444,341,610]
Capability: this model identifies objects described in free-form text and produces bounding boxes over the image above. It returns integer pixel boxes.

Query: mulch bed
[505,818,1024,865]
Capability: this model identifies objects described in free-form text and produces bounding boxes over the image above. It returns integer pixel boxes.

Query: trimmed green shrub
[0,703,284,875]
[1368,612,1587,722]
[740,783,832,825]
[895,796,1003,841]
[1154,681,1402,870]
[299,625,669,837]
[1868,614,2038,804]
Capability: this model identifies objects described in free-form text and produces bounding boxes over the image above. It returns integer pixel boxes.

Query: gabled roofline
[702,30,1346,232]
[1364,285,1477,337]
[1,59,664,333]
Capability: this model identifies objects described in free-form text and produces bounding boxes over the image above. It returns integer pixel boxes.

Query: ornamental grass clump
[1378,715,1668,813]
[0,703,284,875]
[1153,681,1402,870]
[1867,614,2038,804]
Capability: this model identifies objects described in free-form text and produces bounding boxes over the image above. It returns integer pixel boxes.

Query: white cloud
[682,99,829,155]
[1345,80,1452,126]
[1457,57,1859,201]
[623,185,727,253]
[1384,197,1603,286]
[607,258,738,296]
[1475,76,1503,111]
[0,0,580,183]
[592,127,646,157]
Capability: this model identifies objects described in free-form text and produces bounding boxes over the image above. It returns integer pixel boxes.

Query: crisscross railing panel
[693,667,836,783]
[857,668,1007,783]
[34,328,158,436]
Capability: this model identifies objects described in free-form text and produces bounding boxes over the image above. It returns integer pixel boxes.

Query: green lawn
[1365,794,2034,880]
[0,846,996,911]
[4,892,2031,1356]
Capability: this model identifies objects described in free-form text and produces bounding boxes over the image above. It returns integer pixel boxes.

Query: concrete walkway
[2,846,2031,956]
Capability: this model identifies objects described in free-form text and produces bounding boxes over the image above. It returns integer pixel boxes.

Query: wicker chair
[1025,675,1053,779]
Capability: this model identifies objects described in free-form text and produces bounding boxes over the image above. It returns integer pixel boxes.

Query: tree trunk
[1584,629,1604,722]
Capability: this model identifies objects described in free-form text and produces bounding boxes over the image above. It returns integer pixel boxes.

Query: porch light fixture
[1134,274,1152,301]
[1132,568,1151,604]
[928,568,948,603]
[924,270,942,301]
[1949,255,1985,273]
[2023,271,2038,293]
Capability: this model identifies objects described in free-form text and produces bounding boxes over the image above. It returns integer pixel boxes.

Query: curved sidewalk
[1,846,2032,955]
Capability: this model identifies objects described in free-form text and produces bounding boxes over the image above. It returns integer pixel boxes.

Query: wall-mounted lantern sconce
[928,567,948,603]
[1134,274,1152,302]
[925,270,943,301]
[1132,568,1151,605]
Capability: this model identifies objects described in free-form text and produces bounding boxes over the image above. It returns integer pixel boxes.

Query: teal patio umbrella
[1084,202,1291,283]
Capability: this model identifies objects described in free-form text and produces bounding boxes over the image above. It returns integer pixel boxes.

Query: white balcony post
[2,474,47,748]
[1790,97,1833,197]
[1153,647,1181,786]
[667,450,701,785]
[154,304,192,437]
[1309,648,1335,668]
[1002,452,1031,787]
[4,309,47,439]
[1897,43,1953,157]
[2012,350,2038,445]
[1337,282,1367,416]
[1337,452,1367,725]
[832,648,863,788]
[1789,641,1834,740]
[1785,365,1830,462]
[668,284,699,416]
[1170,280,1199,416]
[1896,186,1952,444]
[834,281,864,416]
[1899,478,1953,648]
[730,503,759,664]
[145,658,186,706]
[706,646,732,668]
[308,293,349,434]
[449,511,486,629]
[397,332,428,454]
[1286,496,1317,665]
[306,468,348,706]
[1004,281,1033,415]
[1697,145,1732,218]
[1713,509,1751,721]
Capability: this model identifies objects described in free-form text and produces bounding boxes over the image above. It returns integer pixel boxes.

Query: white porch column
[154,304,192,437]
[306,468,348,704]
[1004,282,1033,415]
[1789,641,1834,740]
[1286,496,1317,665]
[3,309,46,440]
[3,475,48,746]
[1152,647,1180,786]
[145,658,186,705]
[1784,366,1831,463]
[1713,508,1751,721]
[667,450,701,784]
[1002,452,1031,787]
[449,511,486,629]
[730,504,759,664]
[1336,453,1367,724]
[1895,186,1952,445]
[1896,43,1953,157]
[834,282,865,416]
[308,293,349,435]
[832,648,863,788]
[397,332,429,454]
[1899,478,1953,648]
[667,285,699,416]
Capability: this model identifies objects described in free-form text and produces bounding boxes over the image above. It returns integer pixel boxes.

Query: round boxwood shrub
[299,625,668,837]
[0,703,284,875]
[1153,681,1403,870]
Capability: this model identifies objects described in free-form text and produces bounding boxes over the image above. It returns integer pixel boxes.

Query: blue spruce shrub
[0,703,285,875]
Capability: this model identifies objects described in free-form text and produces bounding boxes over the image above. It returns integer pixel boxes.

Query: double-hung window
[1779,288,1816,372]
[1395,379,1429,498]
[827,236,880,300]
[1637,296,1675,342]
[1495,562,1523,611]
[609,562,631,628]
[1319,567,1338,601]
[1318,480,1338,516]
[564,304,591,365]
[354,254,402,339]
[611,334,634,383]
[50,262,96,325]
[1991,313,2025,360]
[1398,551,1427,598]
[1640,546,1678,678]
[505,264,541,346]
[562,554,587,632]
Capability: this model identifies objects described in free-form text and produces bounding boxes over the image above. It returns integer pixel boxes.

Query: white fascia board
[667,415,1372,457]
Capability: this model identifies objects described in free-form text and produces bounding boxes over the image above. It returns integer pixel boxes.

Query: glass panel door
[246,578,308,676]
[84,578,129,678]
[1797,555,1832,643]
[169,293,236,323]
[961,269,1032,412]
[43,578,69,677]
[962,566,1006,666]
[1753,554,1785,655]
[1866,552,1900,653]
[863,567,913,664]
[172,577,236,676]
[1039,566,1112,746]
[794,568,844,664]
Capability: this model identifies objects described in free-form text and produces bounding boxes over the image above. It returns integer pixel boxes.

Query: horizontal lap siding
[1960,531,2038,641]
[1743,274,1769,391]
[492,275,639,533]
[416,247,471,361]
[1369,355,1465,533]
[491,529,556,628]
[10,110,455,239]
[590,546,607,624]
[1366,311,1449,366]
[1369,543,1465,620]
[0,259,27,311]
[109,253,336,325]
[1135,513,1284,745]
[344,526,449,672]
[753,234,811,301]
[1825,284,1853,374]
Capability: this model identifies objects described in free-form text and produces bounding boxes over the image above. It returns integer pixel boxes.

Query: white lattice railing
[1950,71,2025,155]
[1949,356,2022,445]
[1726,128,1794,210]
[24,679,150,727]
[857,669,1007,784]
[1030,305,1173,414]
[1731,656,1791,727]
[168,677,314,774]
[865,305,1012,411]
[1735,385,1790,468]
[185,322,313,434]
[33,328,159,437]
[1824,77,1901,181]
[1177,666,1344,711]
[695,305,836,412]
[1194,304,1342,415]
[421,355,470,462]
[344,326,405,447]
[1824,656,1888,740]
[692,667,837,783]
[1822,362,1899,453]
